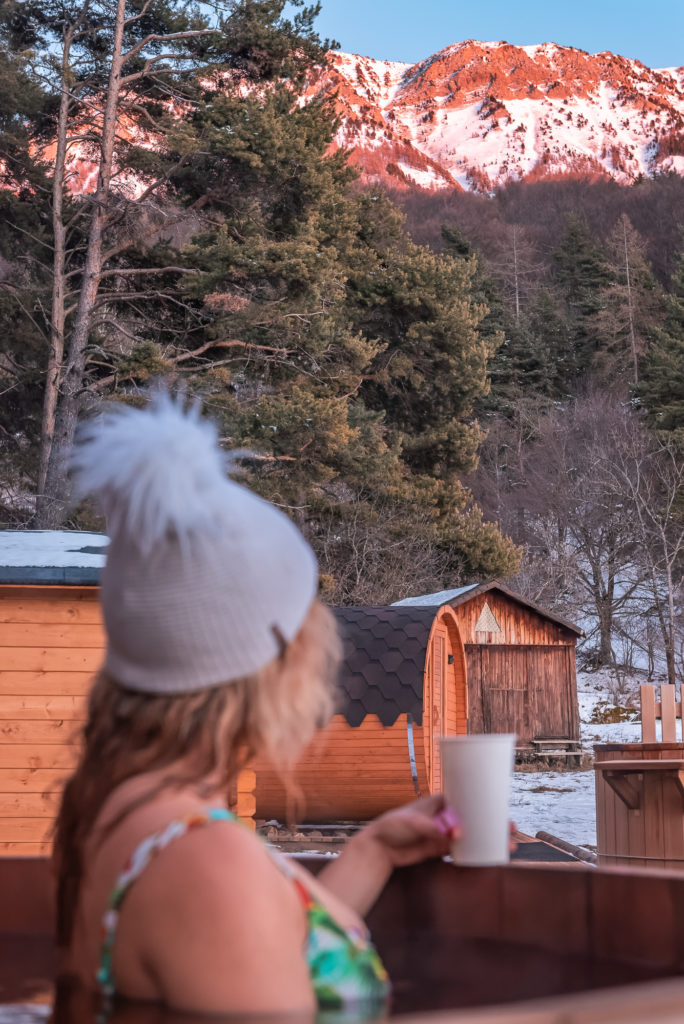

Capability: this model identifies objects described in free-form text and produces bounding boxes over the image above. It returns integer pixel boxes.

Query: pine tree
[552,213,611,382]
[637,253,684,442]
[347,194,519,580]
[192,185,520,590]
[595,214,661,386]
[0,42,52,519]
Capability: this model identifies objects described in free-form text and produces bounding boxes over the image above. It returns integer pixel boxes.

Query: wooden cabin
[254,604,468,821]
[0,531,107,856]
[395,582,582,753]
[0,531,254,855]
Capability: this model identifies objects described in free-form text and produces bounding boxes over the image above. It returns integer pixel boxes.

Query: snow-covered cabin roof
[394,580,583,636]
[0,530,107,585]
[392,583,481,607]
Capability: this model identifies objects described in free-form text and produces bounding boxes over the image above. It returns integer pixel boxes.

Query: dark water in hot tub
[0,934,677,1023]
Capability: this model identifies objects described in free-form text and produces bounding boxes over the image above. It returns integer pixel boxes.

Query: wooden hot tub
[5,857,684,1022]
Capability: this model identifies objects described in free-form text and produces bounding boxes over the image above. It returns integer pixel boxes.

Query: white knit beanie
[71,392,318,693]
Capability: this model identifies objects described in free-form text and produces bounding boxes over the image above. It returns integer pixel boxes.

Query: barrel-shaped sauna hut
[254,604,467,822]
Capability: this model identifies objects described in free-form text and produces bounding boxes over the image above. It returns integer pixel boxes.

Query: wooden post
[661,684,677,742]
[641,684,657,742]
[230,769,257,831]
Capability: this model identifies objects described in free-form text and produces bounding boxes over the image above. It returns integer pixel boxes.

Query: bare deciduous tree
[604,419,684,686]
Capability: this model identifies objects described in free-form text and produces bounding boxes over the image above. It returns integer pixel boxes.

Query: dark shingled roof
[332,606,436,728]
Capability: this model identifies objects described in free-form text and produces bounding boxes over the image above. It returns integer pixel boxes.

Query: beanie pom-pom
[71,392,233,555]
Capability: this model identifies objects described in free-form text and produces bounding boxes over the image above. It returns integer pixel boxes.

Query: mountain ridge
[302,40,684,192]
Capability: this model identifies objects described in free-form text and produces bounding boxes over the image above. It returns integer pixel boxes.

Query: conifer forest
[0,0,683,683]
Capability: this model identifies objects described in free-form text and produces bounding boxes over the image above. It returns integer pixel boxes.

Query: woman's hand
[358,794,460,871]
[317,795,459,917]
[318,797,518,918]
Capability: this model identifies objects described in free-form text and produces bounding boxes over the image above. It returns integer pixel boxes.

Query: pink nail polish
[442,807,460,831]
[434,808,460,834]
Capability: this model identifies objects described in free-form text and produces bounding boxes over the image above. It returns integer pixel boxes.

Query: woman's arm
[317,795,458,918]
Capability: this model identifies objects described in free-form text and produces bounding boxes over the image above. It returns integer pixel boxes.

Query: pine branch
[124,0,153,26]
[172,339,296,363]
[66,265,199,281]
[120,30,216,68]
[120,50,204,85]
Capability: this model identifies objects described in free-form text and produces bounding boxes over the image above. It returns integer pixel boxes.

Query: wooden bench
[528,738,582,767]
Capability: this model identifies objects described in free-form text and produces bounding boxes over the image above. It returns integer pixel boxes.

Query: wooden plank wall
[0,585,256,854]
[465,644,579,744]
[443,609,468,737]
[451,590,576,647]
[0,586,98,855]
[254,714,426,822]
[430,627,444,793]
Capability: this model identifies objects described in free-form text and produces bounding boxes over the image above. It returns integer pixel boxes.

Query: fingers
[433,807,460,837]
[409,794,446,816]
[401,808,461,843]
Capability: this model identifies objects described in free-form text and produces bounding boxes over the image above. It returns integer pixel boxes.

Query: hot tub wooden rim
[395,975,684,1023]
[5,857,684,1020]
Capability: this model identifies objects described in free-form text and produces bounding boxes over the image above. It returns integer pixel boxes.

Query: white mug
[440,734,516,866]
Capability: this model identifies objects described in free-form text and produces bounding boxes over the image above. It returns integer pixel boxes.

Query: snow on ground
[511,769,596,848]
[511,668,670,850]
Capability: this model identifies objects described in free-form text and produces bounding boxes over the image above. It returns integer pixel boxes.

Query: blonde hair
[54,599,340,946]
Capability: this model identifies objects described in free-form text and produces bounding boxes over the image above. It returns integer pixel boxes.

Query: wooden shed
[254,604,468,822]
[395,582,582,753]
[0,530,255,856]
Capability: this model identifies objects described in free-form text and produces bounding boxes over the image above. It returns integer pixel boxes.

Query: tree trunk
[35,27,74,522]
[38,0,127,527]
[623,217,639,385]
[665,556,678,686]
[512,226,520,322]
[596,600,614,666]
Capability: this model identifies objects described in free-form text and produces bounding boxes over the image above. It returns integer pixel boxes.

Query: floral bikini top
[97,808,390,1016]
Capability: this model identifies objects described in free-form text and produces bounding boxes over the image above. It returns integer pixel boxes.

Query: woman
[55,393,460,1019]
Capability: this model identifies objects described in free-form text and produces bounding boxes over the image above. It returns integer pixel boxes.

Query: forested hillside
[398,175,684,682]
[0,0,682,682]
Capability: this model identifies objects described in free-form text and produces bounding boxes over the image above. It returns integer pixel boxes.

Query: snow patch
[0,530,108,568]
[393,583,480,607]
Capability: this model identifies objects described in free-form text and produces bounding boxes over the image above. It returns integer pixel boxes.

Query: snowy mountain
[302,41,684,192]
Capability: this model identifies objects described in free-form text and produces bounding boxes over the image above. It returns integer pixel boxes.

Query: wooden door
[527,645,577,739]
[480,646,529,740]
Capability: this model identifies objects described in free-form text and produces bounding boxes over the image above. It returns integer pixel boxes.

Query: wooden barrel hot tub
[595,741,684,870]
[6,857,684,1022]
[254,605,468,822]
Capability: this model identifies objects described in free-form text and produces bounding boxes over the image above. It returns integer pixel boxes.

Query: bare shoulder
[142,817,298,915]
[129,820,314,1013]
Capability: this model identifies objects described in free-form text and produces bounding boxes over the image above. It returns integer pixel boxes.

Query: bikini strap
[97,807,236,996]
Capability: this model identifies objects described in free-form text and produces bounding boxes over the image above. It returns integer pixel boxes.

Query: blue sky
[306,0,684,70]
